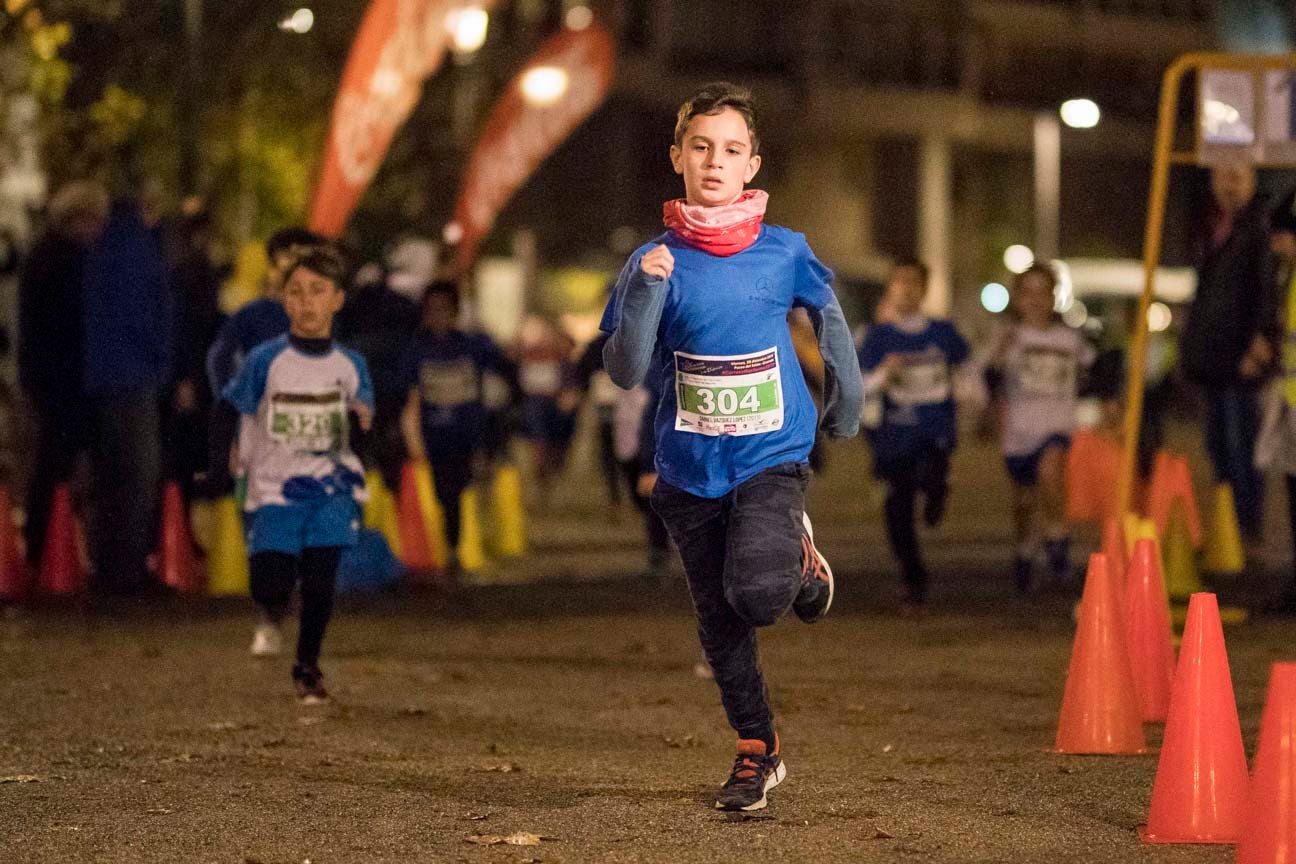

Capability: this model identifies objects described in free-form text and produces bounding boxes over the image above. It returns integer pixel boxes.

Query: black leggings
[250,547,341,668]
[876,445,951,604]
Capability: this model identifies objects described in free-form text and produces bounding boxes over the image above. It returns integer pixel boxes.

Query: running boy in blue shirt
[601,83,863,811]
[858,260,970,612]
[210,246,374,704]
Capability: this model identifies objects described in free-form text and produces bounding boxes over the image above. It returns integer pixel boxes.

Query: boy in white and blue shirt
[858,260,969,610]
[211,246,373,704]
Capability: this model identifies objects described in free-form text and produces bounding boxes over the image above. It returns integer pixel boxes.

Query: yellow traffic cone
[1203,483,1245,575]
[1163,501,1206,601]
[458,487,487,572]
[1123,512,1144,558]
[411,462,449,570]
[363,470,402,559]
[206,496,249,596]
[489,464,527,558]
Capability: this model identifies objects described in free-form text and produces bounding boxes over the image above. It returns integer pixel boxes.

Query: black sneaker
[1013,555,1034,595]
[714,736,786,811]
[793,513,834,623]
[292,663,329,705]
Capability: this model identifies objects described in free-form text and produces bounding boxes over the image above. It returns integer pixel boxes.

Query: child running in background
[858,260,969,612]
[209,246,374,703]
[399,281,518,578]
[983,262,1095,593]
[601,82,862,811]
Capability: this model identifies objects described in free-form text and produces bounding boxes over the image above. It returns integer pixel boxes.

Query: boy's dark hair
[421,279,461,311]
[891,257,930,286]
[266,226,327,258]
[1015,261,1057,291]
[674,82,760,155]
[284,244,347,289]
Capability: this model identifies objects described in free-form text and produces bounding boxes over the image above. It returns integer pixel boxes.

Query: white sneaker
[250,622,283,657]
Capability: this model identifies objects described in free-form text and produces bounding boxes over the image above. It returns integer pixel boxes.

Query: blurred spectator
[336,261,421,492]
[575,331,624,506]
[81,198,172,594]
[1180,163,1280,539]
[206,227,323,398]
[17,181,109,569]
[517,317,580,499]
[165,211,224,500]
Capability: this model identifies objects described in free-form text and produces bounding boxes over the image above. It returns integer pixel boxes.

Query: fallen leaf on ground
[874,828,895,839]
[463,812,490,821]
[881,744,894,753]
[296,716,325,727]
[207,721,254,732]
[0,775,40,783]
[463,832,551,846]
[662,735,700,749]
[146,807,173,815]
[399,707,429,717]
[477,762,521,773]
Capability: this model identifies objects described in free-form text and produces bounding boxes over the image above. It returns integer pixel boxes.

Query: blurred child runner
[209,246,374,704]
[858,260,970,612]
[399,281,518,578]
[601,82,863,811]
[983,262,1095,593]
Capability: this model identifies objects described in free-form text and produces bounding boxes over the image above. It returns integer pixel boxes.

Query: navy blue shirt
[206,298,290,397]
[858,318,970,461]
[399,329,514,456]
[601,225,856,498]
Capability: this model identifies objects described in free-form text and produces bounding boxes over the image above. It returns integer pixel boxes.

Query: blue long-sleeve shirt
[205,298,290,398]
[601,225,861,498]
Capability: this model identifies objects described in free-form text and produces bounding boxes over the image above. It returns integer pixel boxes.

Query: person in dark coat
[81,197,173,593]
[1180,163,1281,539]
[17,182,109,570]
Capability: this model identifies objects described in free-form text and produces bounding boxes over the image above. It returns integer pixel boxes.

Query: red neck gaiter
[662,189,768,257]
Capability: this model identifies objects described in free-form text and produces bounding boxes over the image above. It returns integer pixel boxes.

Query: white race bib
[674,348,784,437]
[1017,347,1076,398]
[419,360,479,408]
[269,390,346,453]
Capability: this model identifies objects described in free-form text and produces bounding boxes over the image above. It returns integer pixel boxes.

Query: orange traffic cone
[397,462,437,580]
[1123,538,1176,723]
[1140,593,1248,843]
[1055,553,1145,754]
[1147,453,1201,548]
[1065,429,1122,525]
[1102,517,1128,589]
[0,485,29,601]
[1237,662,1296,862]
[156,482,203,595]
[36,484,85,596]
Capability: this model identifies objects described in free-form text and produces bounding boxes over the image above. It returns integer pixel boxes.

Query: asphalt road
[1,432,1290,863]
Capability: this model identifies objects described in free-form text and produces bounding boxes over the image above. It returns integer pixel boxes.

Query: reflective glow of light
[1003,244,1034,274]
[278,7,314,34]
[1061,299,1088,329]
[981,282,1010,314]
[1148,301,1172,333]
[447,7,489,54]
[564,5,593,30]
[1052,259,1073,312]
[442,222,464,245]
[520,66,569,107]
[1059,98,1101,129]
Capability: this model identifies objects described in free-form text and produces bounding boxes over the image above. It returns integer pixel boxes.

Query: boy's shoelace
[725,753,769,787]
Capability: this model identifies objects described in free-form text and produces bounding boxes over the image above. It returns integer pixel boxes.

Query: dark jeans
[1204,386,1263,535]
[25,399,91,568]
[875,444,950,604]
[428,451,474,549]
[89,389,160,593]
[597,412,622,505]
[250,546,340,668]
[652,462,809,744]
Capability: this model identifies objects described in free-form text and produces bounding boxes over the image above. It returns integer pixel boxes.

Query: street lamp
[1034,98,1101,263]
[520,66,569,107]
[277,7,314,34]
[448,6,489,56]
